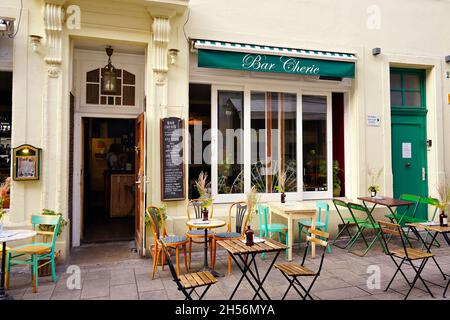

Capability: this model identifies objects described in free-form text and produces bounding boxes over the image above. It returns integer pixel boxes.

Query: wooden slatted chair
[160,240,217,300]
[211,201,248,275]
[7,215,61,293]
[186,199,214,270]
[378,220,434,299]
[146,206,188,279]
[275,228,329,300]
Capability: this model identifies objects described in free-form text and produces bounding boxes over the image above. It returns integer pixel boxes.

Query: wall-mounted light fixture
[372,47,381,56]
[168,48,179,65]
[0,17,15,38]
[29,35,42,52]
[102,46,118,94]
[445,55,450,63]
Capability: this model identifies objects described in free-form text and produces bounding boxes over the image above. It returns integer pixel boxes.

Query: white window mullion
[297,90,303,200]
[211,85,219,198]
[244,86,251,194]
[326,92,333,199]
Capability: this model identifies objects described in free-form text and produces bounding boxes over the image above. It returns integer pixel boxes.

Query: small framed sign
[12,144,41,181]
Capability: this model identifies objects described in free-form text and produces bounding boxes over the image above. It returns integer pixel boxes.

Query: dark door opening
[332,92,345,197]
[0,71,12,184]
[82,117,136,243]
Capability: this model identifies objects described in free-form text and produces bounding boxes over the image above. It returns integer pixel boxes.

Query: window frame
[390,68,426,109]
[210,84,334,203]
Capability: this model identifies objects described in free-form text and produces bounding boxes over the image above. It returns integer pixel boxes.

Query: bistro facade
[0,0,450,260]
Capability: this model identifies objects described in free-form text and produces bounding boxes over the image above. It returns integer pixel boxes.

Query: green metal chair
[332,199,367,249]
[257,203,288,259]
[418,196,441,248]
[346,202,386,256]
[7,215,61,293]
[298,201,331,253]
[385,194,421,226]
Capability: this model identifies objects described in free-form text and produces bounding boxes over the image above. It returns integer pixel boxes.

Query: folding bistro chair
[385,194,420,226]
[298,201,331,253]
[275,228,329,300]
[418,196,441,248]
[256,203,288,259]
[160,240,217,300]
[378,220,435,299]
[346,202,386,256]
[332,199,367,249]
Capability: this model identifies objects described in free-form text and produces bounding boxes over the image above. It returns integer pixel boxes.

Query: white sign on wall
[402,142,412,159]
[367,115,381,126]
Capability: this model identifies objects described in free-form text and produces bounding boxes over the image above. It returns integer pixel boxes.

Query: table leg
[229,253,267,300]
[0,241,12,300]
[288,216,293,261]
[310,219,316,258]
[203,228,208,268]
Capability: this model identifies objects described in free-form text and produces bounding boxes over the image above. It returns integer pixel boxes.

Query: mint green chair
[298,201,332,253]
[7,215,61,293]
[257,204,288,259]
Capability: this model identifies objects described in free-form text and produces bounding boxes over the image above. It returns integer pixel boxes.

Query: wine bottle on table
[440,210,448,227]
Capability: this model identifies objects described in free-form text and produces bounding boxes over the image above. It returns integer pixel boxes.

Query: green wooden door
[390,68,428,220]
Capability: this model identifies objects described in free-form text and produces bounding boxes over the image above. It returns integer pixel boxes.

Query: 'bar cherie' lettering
[242,54,276,71]
[280,56,320,75]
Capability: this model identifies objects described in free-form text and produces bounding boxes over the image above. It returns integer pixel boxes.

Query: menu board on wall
[160,117,185,201]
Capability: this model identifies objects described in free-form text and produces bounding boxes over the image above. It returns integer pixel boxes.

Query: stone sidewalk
[6,239,450,300]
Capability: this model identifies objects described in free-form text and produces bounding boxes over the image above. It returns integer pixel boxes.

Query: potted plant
[437,184,450,227]
[195,172,212,221]
[275,171,287,203]
[38,209,68,276]
[333,160,342,197]
[0,177,11,209]
[245,186,260,246]
[368,167,383,197]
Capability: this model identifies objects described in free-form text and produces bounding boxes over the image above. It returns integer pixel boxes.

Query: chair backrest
[398,194,421,217]
[227,201,248,235]
[256,203,269,234]
[377,220,409,257]
[419,196,439,221]
[146,206,166,240]
[186,199,213,221]
[332,199,349,223]
[302,228,330,275]
[347,202,372,224]
[316,201,330,227]
[31,215,61,253]
[160,240,191,299]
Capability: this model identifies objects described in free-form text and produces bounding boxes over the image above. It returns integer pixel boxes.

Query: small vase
[245,225,254,246]
[371,191,376,197]
[281,192,286,204]
[202,208,209,221]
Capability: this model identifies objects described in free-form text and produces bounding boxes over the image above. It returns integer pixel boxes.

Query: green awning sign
[198,49,355,78]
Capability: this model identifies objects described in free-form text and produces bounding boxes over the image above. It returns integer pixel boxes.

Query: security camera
[0,17,15,37]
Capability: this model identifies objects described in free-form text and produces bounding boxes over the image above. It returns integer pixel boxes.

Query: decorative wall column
[42,2,65,213]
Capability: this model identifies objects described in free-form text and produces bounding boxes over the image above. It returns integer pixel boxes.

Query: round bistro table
[0,229,37,300]
[186,219,226,277]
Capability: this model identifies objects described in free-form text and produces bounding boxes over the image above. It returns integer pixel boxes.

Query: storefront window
[251,92,297,193]
[302,95,328,192]
[0,72,12,182]
[217,91,244,194]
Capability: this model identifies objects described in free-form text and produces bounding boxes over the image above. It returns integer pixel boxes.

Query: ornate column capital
[43,2,64,77]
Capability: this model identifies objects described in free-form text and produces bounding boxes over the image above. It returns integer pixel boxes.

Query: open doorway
[81,117,136,243]
[0,71,12,183]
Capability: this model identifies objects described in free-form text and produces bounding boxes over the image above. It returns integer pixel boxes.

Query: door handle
[405,162,411,167]
[422,167,426,181]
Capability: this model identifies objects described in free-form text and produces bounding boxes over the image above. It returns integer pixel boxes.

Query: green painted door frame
[390,68,428,220]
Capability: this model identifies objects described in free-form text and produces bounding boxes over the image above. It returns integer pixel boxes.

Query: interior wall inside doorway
[332,92,345,197]
[82,117,136,243]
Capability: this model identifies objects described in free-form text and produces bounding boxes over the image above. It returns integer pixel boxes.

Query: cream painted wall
[1,0,449,256]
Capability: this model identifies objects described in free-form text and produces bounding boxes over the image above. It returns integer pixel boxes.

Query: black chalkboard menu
[160,117,185,201]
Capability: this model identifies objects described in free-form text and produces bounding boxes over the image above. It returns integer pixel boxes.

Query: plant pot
[245,225,254,246]
[2,196,9,209]
[370,191,377,197]
[280,192,286,204]
[333,186,341,197]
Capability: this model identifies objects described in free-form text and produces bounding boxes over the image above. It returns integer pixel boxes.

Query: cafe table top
[186,219,226,229]
[358,196,415,207]
[407,222,450,234]
[217,238,287,255]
